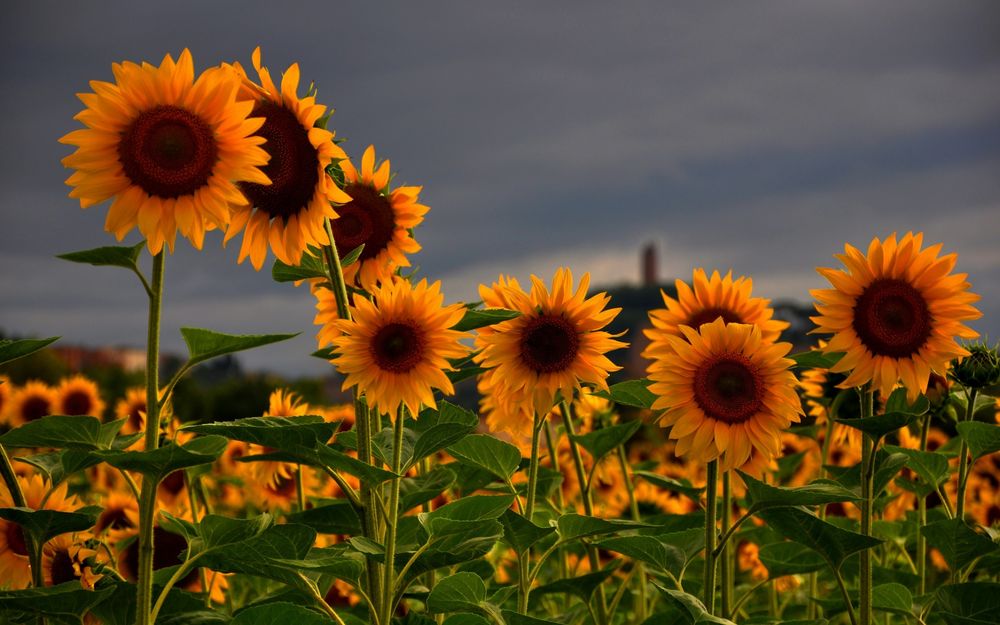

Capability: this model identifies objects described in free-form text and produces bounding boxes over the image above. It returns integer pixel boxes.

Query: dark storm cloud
[1,0,998,375]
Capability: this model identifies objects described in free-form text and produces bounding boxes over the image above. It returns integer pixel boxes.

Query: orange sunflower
[56,375,105,418]
[475,268,627,422]
[812,232,981,401]
[646,269,788,346]
[0,376,12,427]
[224,48,351,270]
[330,145,428,288]
[60,49,270,254]
[7,381,57,426]
[332,278,470,417]
[645,318,802,471]
[115,387,148,435]
[249,389,311,486]
[42,534,101,589]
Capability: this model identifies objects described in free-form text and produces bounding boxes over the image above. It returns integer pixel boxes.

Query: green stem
[543,419,570,610]
[720,470,732,618]
[136,251,165,625]
[918,412,932,596]
[834,567,860,625]
[517,411,544,614]
[150,554,203,623]
[617,444,647,622]
[859,386,874,625]
[380,405,406,622]
[184,471,210,607]
[955,388,977,521]
[296,464,306,512]
[811,412,838,620]
[703,460,719,615]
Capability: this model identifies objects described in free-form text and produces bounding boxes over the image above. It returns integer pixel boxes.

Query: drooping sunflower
[60,49,270,254]
[56,375,105,417]
[115,387,148,434]
[224,48,352,270]
[0,475,81,589]
[475,268,628,419]
[812,232,981,401]
[646,269,788,346]
[7,381,57,426]
[42,534,101,589]
[330,145,428,288]
[332,278,470,417]
[645,318,802,471]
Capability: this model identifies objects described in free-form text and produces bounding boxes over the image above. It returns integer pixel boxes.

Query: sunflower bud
[951,343,1000,390]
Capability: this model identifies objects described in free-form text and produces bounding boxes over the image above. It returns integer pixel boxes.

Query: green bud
[950,342,1000,390]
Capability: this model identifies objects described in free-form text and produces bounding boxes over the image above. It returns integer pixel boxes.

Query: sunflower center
[118,105,218,198]
[686,307,742,330]
[127,402,145,430]
[519,315,580,374]
[49,548,79,585]
[693,354,763,424]
[159,471,186,497]
[21,396,51,422]
[4,522,28,556]
[62,390,94,416]
[97,507,134,533]
[332,184,396,261]
[852,278,932,358]
[269,475,298,499]
[371,322,425,373]
[239,101,320,221]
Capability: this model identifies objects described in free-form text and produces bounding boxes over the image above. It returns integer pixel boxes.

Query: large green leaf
[196,514,274,551]
[0,415,122,450]
[180,327,298,367]
[633,471,704,500]
[0,505,100,546]
[956,421,1000,460]
[920,518,999,572]
[834,412,921,442]
[271,545,365,583]
[500,509,556,555]
[0,337,59,366]
[197,523,317,588]
[453,308,521,332]
[0,581,115,622]
[314,444,398,486]
[828,449,908,495]
[935,582,1000,625]
[231,602,332,625]
[271,252,327,283]
[575,421,642,462]
[757,541,826,576]
[593,379,657,409]
[399,467,456,513]
[99,436,227,481]
[740,471,861,513]
[556,513,652,542]
[501,612,562,625]
[423,495,515,526]
[57,242,144,270]
[652,585,738,625]
[286,501,362,535]
[15,449,103,487]
[426,571,487,613]
[595,535,685,577]
[182,416,337,450]
[533,565,620,603]
[789,350,843,370]
[872,583,913,617]
[883,445,950,489]
[447,435,521,483]
[883,387,930,415]
[757,507,881,570]
[408,402,479,470]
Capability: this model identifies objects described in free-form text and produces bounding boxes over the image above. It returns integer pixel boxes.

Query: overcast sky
[2,1,998,376]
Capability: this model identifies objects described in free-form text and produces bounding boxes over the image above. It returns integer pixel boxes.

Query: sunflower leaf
[98,436,227,481]
[533,564,621,603]
[595,535,686,577]
[789,350,844,370]
[575,421,642,462]
[271,252,327,282]
[399,467,457,514]
[0,337,59,366]
[447,434,521,483]
[757,506,882,570]
[556,514,654,542]
[0,582,115,622]
[882,445,950,488]
[14,449,102,487]
[426,571,487,614]
[935,582,1000,625]
[180,327,298,367]
[286,501,362,535]
[0,414,111,450]
[0,505,101,546]
[453,308,521,332]
[956,421,1000,461]
[633,471,704,500]
[57,242,145,271]
[883,388,930,415]
[834,411,921,442]
[408,402,479,471]
[340,244,365,267]
[920,518,999,572]
[196,523,317,588]
[500,509,556,555]
[757,541,827,576]
[181,415,337,450]
[740,470,862,512]
[230,602,334,625]
[593,379,657,409]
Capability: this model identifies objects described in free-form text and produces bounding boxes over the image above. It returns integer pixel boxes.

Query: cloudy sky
[2,1,998,376]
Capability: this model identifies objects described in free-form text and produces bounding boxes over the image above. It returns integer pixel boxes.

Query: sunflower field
[1,48,999,625]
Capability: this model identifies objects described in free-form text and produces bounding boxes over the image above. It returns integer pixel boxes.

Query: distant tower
[641,242,658,286]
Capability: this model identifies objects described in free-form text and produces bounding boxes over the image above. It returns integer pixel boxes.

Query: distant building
[51,345,148,372]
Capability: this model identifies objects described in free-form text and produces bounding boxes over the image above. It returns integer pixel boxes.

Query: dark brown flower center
[239,101,319,221]
[519,315,580,374]
[4,522,28,556]
[96,507,134,533]
[127,401,145,430]
[62,390,94,416]
[48,547,78,586]
[159,471,186,497]
[122,527,196,585]
[119,105,218,198]
[693,354,763,424]
[371,322,425,373]
[332,184,396,261]
[21,395,51,422]
[269,475,299,499]
[686,307,743,331]
[852,278,932,358]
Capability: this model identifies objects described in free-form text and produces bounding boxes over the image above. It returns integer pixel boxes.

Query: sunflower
[0,376,12,427]
[56,375,105,418]
[42,534,101,589]
[7,381,57,427]
[645,318,802,471]
[115,387,147,435]
[0,475,81,589]
[646,269,788,347]
[475,268,627,420]
[118,519,225,600]
[60,49,270,254]
[330,145,428,288]
[332,278,470,417]
[312,282,343,349]
[94,491,140,546]
[249,389,311,486]
[812,232,981,401]
[224,48,351,270]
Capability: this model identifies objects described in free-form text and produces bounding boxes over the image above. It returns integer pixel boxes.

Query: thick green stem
[617,444,648,622]
[136,251,165,625]
[720,470,732,618]
[380,405,406,622]
[703,460,719,615]
[955,388,977,521]
[917,412,931,595]
[517,411,544,614]
[859,386,874,625]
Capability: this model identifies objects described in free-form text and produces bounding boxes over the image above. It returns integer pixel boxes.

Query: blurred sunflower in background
[60,49,270,254]
[645,318,801,470]
[331,145,428,288]
[56,375,105,417]
[115,387,148,434]
[224,48,351,270]
[812,232,981,400]
[0,376,12,427]
[7,381,57,426]
[332,278,469,417]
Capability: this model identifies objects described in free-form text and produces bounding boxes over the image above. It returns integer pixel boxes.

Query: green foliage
[757,507,881,571]
[426,572,488,613]
[0,505,100,548]
[740,471,862,512]
[180,328,299,368]
[956,421,1000,460]
[757,542,826,576]
[556,513,652,541]
[453,308,521,332]
[575,421,642,462]
[271,252,327,282]
[0,582,115,623]
[935,582,1000,625]
[500,509,556,555]
[99,435,227,481]
[595,535,685,577]
[920,519,999,572]
[447,435,521,483]
[533,565,621,603]
[409,402,479,470]
[182,415,338,449]
[0,415,125,449]
[0,336,60,367]
[593,378,657,409]
[57,242,144,271]
[230,602,332,625]
[789,350,843,370]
